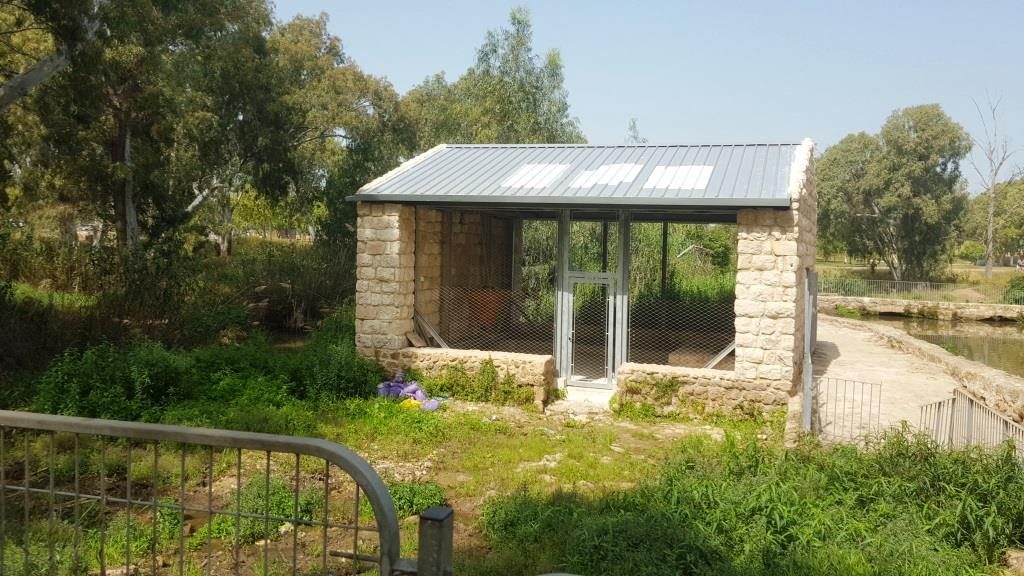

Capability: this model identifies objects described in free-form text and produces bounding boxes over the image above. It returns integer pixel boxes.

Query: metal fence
[817,277,1013,304]
[439,214,557,356]
[919,388,1024,461]
[626,222,736,370]
[0,410,452,575]
[811,377,882,442]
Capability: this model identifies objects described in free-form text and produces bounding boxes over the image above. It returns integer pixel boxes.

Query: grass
[7,288,1024,574]
[468,429,1024,576]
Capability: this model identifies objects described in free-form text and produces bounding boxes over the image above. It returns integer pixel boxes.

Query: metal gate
[801,269,818,432]
[0,410,452,575]
[567,274,615,389]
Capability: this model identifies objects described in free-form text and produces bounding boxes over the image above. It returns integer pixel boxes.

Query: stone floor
[813,316,959,435]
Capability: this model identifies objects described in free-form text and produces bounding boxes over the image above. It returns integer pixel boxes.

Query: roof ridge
[443,142,802,149]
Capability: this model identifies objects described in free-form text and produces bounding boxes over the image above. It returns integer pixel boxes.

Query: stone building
[350,141,817,415]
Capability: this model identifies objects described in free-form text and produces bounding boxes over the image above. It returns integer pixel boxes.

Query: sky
[272,0,1024,190]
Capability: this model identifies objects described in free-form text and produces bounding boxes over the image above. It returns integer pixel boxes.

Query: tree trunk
[985,185,996,279]
[111,112,139,252]
[58,210,77,245]
[0,51,69,112]
[92,221,105,248]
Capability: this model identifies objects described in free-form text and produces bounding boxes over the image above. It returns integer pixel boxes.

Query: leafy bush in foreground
[478,429,1024,576]
[30,309,384,430]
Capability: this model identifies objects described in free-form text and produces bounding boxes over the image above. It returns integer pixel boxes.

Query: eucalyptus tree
[403,7,584,150]
[818,105,972,280]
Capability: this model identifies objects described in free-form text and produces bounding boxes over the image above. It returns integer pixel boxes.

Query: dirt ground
[814,315,958,432]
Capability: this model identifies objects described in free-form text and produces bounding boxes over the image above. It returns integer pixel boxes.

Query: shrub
[957,240,986,263]
[33,343,196,421]
[1003,275,1024,305]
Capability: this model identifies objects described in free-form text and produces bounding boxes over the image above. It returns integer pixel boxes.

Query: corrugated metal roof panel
[354,143,807,207]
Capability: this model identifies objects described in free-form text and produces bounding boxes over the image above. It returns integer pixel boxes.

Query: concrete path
[814,316,958,433]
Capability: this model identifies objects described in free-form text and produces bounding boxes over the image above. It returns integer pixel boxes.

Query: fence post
[417,506,454,576]
[965,396,975,445]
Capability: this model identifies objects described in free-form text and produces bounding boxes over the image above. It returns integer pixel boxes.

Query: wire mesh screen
[0,429,386,575]
[571,282,609,382]
[439,213,556,355]
[627,222,736,369]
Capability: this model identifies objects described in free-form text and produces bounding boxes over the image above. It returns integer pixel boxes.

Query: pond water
[863,316,1024,378]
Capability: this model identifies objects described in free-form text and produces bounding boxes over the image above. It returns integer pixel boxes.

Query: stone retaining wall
[828,316,1024,424]
[615,363,789,415]
[379,347,554,406]
[819,295,1024,322]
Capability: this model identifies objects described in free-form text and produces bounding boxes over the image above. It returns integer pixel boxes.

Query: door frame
[554,209,632,389]
[564,273,616,388]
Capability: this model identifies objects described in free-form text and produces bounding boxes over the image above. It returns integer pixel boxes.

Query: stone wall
[415,208,442,326]
[731,139,817,400]
[819,295,1024,322]
[442,210,513,289]
[355,203,416,355]
[380,347,554,407]
[616,362,789,415]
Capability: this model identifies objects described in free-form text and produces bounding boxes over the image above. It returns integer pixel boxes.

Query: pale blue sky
[273,1,1023,188]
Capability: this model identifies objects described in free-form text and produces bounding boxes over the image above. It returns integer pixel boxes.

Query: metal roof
[353,143,806,207]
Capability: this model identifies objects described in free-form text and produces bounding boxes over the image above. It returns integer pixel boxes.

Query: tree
[817,104,972,280]
[964,179,1024,264]
[16,0,279,253]
[0,0,108,112]
[624,118,647,144]
[624,118,648,144]
[969,97,1017,278]
[403,7,584,150]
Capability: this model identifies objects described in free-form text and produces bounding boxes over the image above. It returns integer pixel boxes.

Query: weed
[833,304,863,319]
[192,475,323,546]
[420,360,534,406]
[474,428,1024,576]
[362,482,447,520]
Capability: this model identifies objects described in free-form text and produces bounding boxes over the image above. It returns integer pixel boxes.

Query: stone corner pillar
[354,202,416,359]
[734,140,816,399]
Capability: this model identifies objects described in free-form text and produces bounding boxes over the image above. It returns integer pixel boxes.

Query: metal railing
[817,277,1013,304]
[919,388,1024,461]
[0,410,453,575]
[811,377,882,442]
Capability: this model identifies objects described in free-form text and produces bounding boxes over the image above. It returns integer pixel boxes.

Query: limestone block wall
[445,211,484,288]
[616,362,789,414]
[732,139,816,397]
[819,295,1024,322]
[380,347,554,405]
[355,202,416,355]
[415,207,442,326]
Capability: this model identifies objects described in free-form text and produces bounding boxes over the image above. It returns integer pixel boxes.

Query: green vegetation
[832,304,864,319]
[1004,276,1024,305]
[24,308,384,434]
[193,476,324,546]
[418,360,535,406]
[958,240,987,263]
[473,430,1024,576]
[817,105,972,281]
[372,482,448,520]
